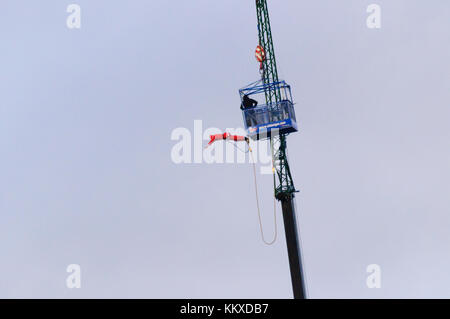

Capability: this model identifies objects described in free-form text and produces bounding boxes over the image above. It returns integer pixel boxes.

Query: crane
[240,0,307,299]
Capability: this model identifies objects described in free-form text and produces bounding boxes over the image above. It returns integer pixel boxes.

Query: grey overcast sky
[1,1,450,298]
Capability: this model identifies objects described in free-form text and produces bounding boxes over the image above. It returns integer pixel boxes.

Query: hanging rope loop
[228,139,277,246]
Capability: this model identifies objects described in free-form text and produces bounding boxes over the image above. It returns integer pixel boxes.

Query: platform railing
[242,100,295,129]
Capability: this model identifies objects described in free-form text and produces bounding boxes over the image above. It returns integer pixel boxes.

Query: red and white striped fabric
[207,133,247,147]
[255,45,266,63]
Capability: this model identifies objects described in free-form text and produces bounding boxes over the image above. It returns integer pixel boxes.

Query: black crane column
[281,194,307,299]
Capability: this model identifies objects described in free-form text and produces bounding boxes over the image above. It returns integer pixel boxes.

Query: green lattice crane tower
[255,0,307,299]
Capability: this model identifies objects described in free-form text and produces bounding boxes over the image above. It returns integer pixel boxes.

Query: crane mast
[256,0,295,199]
[255,0,307,299]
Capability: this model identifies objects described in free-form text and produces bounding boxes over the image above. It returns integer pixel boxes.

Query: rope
[225,140,250,154]
[249,148,278,246]
[226,139,278,245]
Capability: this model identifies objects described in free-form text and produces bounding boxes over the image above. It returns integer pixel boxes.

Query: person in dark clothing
[240,94,258,110]
[241,95,259,127]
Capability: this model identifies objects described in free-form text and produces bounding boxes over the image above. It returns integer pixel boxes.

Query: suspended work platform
[239,80,298,140]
